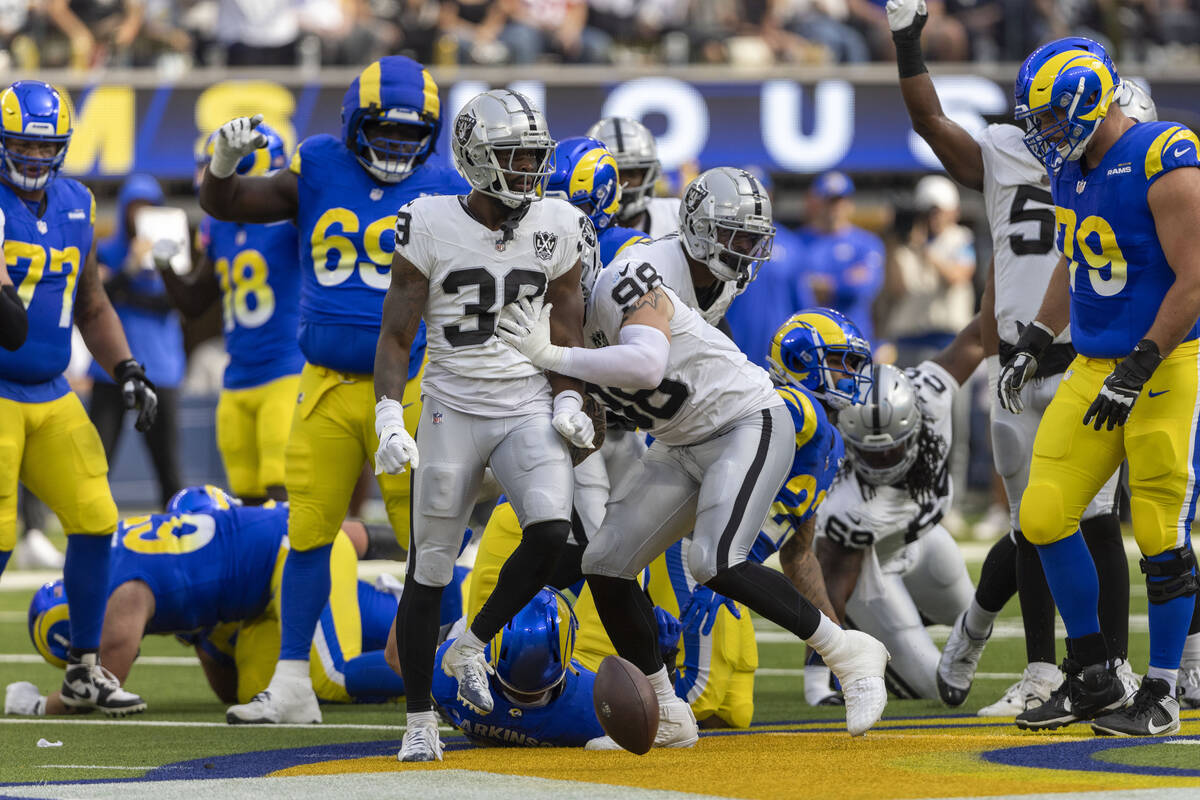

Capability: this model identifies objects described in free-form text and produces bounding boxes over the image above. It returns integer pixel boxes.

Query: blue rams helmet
[1013,37,1120,172]
[167,485,237,515]
[0,80,72,191]
[545,136,622,232]
[28,580,70,669]
[341,56,441,184]
[197,122,287,177]
[769,308,872,410]
[488,587,578,696]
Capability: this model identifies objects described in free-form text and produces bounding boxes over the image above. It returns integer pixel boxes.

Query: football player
[376,89,594,762]
[159,124,302,505]
[586,117,680,237]
[0,79,156,716]
[888,1,1139,716]
[1001,38,1200,736]
[812,323,984,701]
[497,168,890,743]
[198,56,469,725]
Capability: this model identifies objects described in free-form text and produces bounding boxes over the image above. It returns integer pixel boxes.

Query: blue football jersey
[0,177,95,402]
[769,385,844,538]
[598,225,649,267]
[109,505,288,634]
[201,216,304,389]
[290,135,469,375]
[433,637,604,747]
[1051,120,1200,358]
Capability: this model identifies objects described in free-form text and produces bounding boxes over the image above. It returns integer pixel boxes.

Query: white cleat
[60,655,146,717]
[1180,660,1200,710]
[226,675,321,725]
[14,528,64,570]
[936,611,991,707]
[1113,658,1141,704]
[398,718,444,762]
[441,639,495,715]
[823,630,890,736]
[585,695,699,750]
[978,662,1062,717]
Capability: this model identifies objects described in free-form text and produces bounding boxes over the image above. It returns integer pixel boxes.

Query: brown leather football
[592,655,659,755]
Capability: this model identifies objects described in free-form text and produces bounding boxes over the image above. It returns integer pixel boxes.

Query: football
[592,655,659,755]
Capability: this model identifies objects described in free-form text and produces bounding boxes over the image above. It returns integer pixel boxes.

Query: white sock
[275,659,309,682]
[458,630,487,653]
[1147,665,1178,696]
[407,709,437,728]
[805,613,845,656]
[647,666,675,703]
[963,599,997,639]
[1183,632,1200,665]
[1026,661,1059,682]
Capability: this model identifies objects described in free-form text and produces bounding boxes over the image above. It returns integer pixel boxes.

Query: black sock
[975,533,1018,613]
[1191,574,1200,636]
[586,574,663,675]
[705,561,821,640]
[1015,529,1057,665]
[397,578,443,714]
[1082,513,1129,661]
[469,519,569,643]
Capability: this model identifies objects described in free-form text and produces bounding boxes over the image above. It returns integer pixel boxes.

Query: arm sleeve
[556,323,669,389]
[0,283,27,351]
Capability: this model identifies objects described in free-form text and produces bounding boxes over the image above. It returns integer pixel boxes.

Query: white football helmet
[451,89,556,209]
[586,116,660,222]
[1116,79,1157,123]
[837,364,923,487]
[679,167,775,284]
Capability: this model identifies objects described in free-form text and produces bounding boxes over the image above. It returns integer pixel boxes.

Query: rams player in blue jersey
[0,80,156,716]
[198,56,470,724]
[160,124,303,505]
[1000,38,1200,736]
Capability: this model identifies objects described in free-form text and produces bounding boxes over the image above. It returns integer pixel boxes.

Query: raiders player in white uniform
[814,350,979,702]
[374,90,596,762]
[889,0,1144,717]
[497,167,891,743]
[587,116,681,238]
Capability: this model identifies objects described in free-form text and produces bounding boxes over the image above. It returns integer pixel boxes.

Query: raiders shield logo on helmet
[684,181,708,215]
[454,112,476,149]
[534,231,558,261]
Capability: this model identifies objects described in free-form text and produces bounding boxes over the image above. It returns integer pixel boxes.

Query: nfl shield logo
[432,412,444,425]
[533,231,557,262]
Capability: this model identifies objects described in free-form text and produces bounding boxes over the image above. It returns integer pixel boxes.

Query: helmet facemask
[615,159,660,221]
[481,139,555,209]
[846,426,921,486]
[1,130,68,192]
[708,219,775,284]
[353,111,434,183]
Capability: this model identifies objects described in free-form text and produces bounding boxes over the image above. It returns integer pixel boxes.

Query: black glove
[0,283,28,351]
[1083,339,1163,431]
[115,359,158,433]
[997,321,1054,414]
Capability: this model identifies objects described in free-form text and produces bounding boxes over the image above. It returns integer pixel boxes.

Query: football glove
[5,681,46,716]
[0,283,28,351]
[496,297,566,371]
[997,321,1054,414]
[374,397,419,475]
[680,585,741,637]
[1083,338,1163,431]
[209,114,268,179]
[886,0,928,34]
[115,359,157,432]
[552,390,595,450]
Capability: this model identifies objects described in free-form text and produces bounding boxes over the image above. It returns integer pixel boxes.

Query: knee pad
[990,417,1029,479]
[1140,547,1199,605]
[581,531,639,580]
[417,464,474,520]
[687,538,719,585]
[1018,481,1068,546]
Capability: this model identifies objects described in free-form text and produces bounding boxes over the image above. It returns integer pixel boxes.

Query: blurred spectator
[47,0,144,68]
[781,0,871,62]
[216,0,300,65]
[586,0,687,58]
[134,0,194,70]
[848,0,967,61]
[88,174,185,509]
[499,0,612,63]
[0,0,39,70]
[883,175,975,366]
[796,171,885,343]
[438,0,512,64]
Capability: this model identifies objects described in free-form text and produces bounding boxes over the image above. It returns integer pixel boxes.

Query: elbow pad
[0,283,28,351]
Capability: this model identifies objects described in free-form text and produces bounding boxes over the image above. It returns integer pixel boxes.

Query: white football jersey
[617,234,740,327]
[396,195,589,416]
[632,196,681,238]
[585,259,779,446]
[977,124,1069,346]
[816,361,958,551]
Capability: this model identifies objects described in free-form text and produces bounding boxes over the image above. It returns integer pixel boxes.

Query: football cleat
[822,629,890,736]
[442,638,495,715]
[60,653,146,717]
[586,695,699,750]
[936,611,991,707]
[226,674,321,725]
[978,662,1062,717]
[1014,660,1126,731]
[1091,677,1180,737]
[1179,660,1200,710]
[398,717,445,762]
[804,652,843,706]
[1113,657,1141,703]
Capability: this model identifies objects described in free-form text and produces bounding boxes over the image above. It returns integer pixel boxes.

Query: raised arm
[198,116,298,223]
[157,248,220,319]
[887,0,984,191]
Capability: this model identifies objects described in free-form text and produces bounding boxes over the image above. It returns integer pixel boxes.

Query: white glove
[5,681,46,716]
[151,238,182,273]
[374,397,419,475]
[496,297,566,371]
[373,573,405,601]
[552,390,595,449]
[209,114,268,179]
[886,0,927,31]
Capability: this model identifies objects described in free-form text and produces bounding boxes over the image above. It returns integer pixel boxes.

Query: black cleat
[1091,678,1180,737]
[61,653,147,717]
[1014,660,1125,731]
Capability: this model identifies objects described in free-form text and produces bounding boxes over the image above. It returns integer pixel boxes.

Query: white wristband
[553,390,583,416]
[375,397,405,434]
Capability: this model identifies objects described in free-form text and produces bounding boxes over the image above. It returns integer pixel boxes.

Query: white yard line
[0,654,199,666]
[0,717,452,732]
[39,765,158,770]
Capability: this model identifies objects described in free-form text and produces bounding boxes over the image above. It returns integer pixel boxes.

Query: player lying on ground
[5,487,409,715]
[498,168,891,742]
